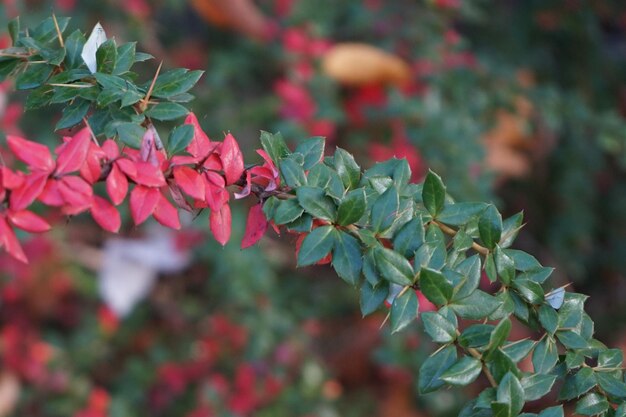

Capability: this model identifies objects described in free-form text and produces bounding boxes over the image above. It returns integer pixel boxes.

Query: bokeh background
[1,0,626,416]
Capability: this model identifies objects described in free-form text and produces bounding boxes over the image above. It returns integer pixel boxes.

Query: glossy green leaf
[486,318,512,357]
[532,337,558,374]
[96,39,117,74]
[421,311,456,343]
[459,324,494,348]
[116,122,145,148]
[285,213,312,233]
[502,339,535,363]
[294,137,324,170]
[56,98,90,130]
[504,250,542,272]
[422,170,446,217]
[296,186,337,222]
[362,249,382,286]
[360,282,388,316]
[454,255,482,300]
[260,131,290,163]
[496,372,525,417]
[337,189,366,226]
[307,163,331,188]
[334,148,361,190]
[418,345,457,394]
[596,373,626,398]
[558,293,587,329]
[420,268,453,305]
[450,290,502,320]
[521,374,557,401]
[558,367,596,401]
[478,204,502,249]
[332,231,362,286]
[150,68,203,98]
[15,63,53,90]
[64,29,86,69]
[575,393,609,416]
[598,349,623,369]
[297,226,337,266]
[495,246,515,284]
[370,185,399,233]
[556,330,588,350]
[145,102,189,121]
[438,202,487,226]
[538,406,563,417]
[373,246,415,286]
[512,279,544,305]
[280,157,307,188]
[167,124,194,155]
[500,212,524,248]
[273,199,305,225]
[113,42,136,75]
[390,289,419,333]
[441,356,482,386]
[538,304,559,335]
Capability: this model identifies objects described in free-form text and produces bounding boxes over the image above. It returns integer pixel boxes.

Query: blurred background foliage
[1,0,626,416]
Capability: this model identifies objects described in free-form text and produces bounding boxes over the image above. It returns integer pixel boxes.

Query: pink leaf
[38,179,65,206]
[129,185,160,225]
[219,133,244,185]
[241,204,268,249]
[167,180,194,212]
[106,164,129,206]
[115,158,137,179]
[55,128,92,175]
[0,216,27,263]
[91,195,121,233]
[7,135,55,172]
[210,203,231,246]
[173,166,205,201]
[184,112,212,158]
[130,161,166,187]
[234,170,251,199]
[58,176,93,214]
[8,210,51,233]
[9,172,48,211]
[204,171,229,211]
[139,125,160,166]
[101,139,120,160]
[1,167,24,189]
[153,193,181,230]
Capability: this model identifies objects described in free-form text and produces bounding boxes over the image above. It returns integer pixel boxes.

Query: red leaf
[130,161,166,187]
[0,216,27,263]
[234,170,251,199]
[58,176,93,214]
[210,203,231,246]
[55,128,92,175]
[129,185,160,225]
[202,153,222,171]
[101,139,120,160]
[7,135,55,172]
[38,179,64,206]
[8,210,51,233]
[173,166,205,201]
[1,167,24,189]
[219,133,244,185]
[185,112,212,158]
[153,193,181,230]
[115,158,137,178]
[91,195,121,233]
[9,172,48,211]
[167,180,194,212]
[106,164,128,206]
[241,204,268,249]
[256,149,279,177]
[80,148,103,183]
[204,171,229,211]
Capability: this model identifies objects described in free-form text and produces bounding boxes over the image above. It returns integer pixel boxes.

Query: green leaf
[415,225,447,270]
[273,199,305,225]
[454,255,482,300]
[145,102,189,121]
[32,16,69,44]
[538,304,559,335]
[150,69,204,98]
[532,337,558,374]
[296,186,337,222]
[519,267,554,284]
[334,148,361,190]
[113,42,136,75]
[96,39,117,74]
[489,349,522,382]
[459,324,494,348]
[521,374,557,401]
[559,367,596,401]
[616,403,626,417]
[441,356,482,386]
[55,98,90,130]
[362,249,382,286]
[116,122,145,148]
[337,189,366,226]
[15,63,53,90]
[556,330,588,350]
[360,282,388,316]
[307,163,331,188]
[390,289,419,333]
[496,372,525,417]
[297,226,337,266]
[422,170,446,217]
[512,279,544,304]
[373,246,415,286]
[285,213,312,233]
[495,246,515,285]
[295,137,324,170]
[260,131,290,163]
[332,231,362,286]
[392,216,425,258]
[64,30,86,69]
[486,318,512,357]
[598,349,623,369]
[565,351,585,369]
[134,52,153,62]
[8,17,19,45]
[418,346,457,394]
[279,157,307,188]
[167,124,194,155]
[478,204,502,249]
[370,185,399,234]
[438,202,488,226]
[558,293,587,329]
[575,393,609,416]
[500,212,524,248]
[505,250,542,272]
[450,290,502,320]
[421,311,457,343]
[502,339,535,363]
[538,406,563,417]
[420,268,453,305]
[596,373,626,398]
